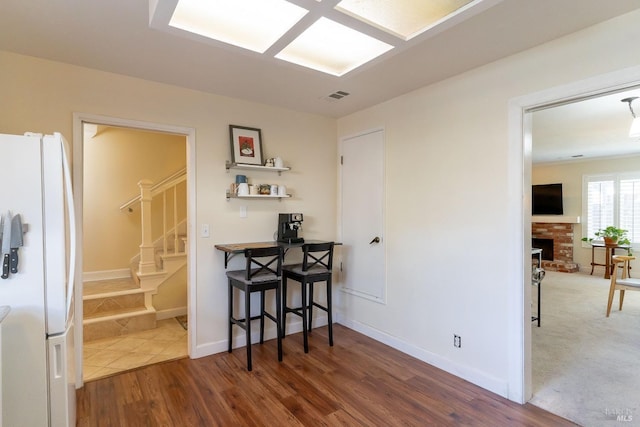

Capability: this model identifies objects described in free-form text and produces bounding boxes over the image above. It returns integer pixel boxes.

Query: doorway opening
[514,68,640,424]
[72,114,196,386]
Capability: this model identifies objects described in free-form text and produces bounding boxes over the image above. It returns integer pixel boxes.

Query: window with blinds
[583,173,640,245]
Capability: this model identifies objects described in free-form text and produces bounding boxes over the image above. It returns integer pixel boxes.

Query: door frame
[72,113,196,388]
[507,65,640,403]
[338,127,387,303]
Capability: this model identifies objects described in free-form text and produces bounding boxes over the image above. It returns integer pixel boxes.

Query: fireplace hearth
[532,238,553,261]
[531,221,579,273]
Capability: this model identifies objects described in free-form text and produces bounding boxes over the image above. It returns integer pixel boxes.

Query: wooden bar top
[215,240,338,254]
[215,240,338,268]
[214,241,280,253]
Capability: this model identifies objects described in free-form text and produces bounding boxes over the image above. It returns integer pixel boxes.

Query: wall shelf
[226,191,291,201]
[225,161,290,175]
[225,161,291,200]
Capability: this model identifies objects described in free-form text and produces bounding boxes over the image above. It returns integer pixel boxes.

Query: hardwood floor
[76,324,576,426]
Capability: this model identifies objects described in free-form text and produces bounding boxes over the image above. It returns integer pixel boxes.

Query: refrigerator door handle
[58,133,76,319]
[52,341,63,379]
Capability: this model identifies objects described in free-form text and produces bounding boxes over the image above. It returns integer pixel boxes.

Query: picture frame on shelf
[229,125,263,166]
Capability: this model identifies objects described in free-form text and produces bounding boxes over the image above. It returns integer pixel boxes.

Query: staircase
[83,169,187,342]
[83,277,156,341]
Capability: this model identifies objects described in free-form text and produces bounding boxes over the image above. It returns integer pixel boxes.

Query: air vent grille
[325,90,350,101]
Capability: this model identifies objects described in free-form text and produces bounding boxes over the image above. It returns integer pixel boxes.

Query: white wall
[336,9,640,399]
[533,155,640,272]
[0,50,337,365]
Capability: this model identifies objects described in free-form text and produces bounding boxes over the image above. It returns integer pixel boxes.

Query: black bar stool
[227,246,283,371]
[282,242,334,353]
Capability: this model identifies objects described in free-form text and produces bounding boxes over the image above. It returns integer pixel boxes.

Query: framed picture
[229,125,263,166]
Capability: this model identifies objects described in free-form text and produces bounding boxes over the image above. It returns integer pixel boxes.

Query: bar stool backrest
[243,246,283,281]
[302,242,334,272]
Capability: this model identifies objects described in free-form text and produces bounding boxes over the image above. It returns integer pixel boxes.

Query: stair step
[83,308,157,342]
[84,305,147,321]
[84,277,139,296]
[161,252,187,261]
[83,277,145,318]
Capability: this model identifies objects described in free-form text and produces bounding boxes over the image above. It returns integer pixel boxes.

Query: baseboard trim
[156,307,188,320]
[191,323,282,359]
[189,315,325,360]
[334,314,508,399]
[83,269,131,282]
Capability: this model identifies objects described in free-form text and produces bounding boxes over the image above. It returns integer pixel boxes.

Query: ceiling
[532,87,640,164]
[1,0,639,162]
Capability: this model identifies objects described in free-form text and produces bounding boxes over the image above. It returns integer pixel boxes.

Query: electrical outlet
[454,334,461,348]
[201,223,210,238]
[240,206,247,218]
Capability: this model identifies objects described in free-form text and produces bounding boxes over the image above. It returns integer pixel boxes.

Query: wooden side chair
[226,246,283,371]
[282,242,334,353]
[606,255,640,317]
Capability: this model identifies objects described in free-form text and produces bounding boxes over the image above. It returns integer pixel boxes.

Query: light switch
[201,223,210,238]
[240,206,247,218]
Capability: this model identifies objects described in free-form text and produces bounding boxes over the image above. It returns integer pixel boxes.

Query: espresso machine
[277,213,304,243]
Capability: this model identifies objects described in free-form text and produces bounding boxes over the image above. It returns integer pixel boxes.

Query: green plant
[582,226,631,246]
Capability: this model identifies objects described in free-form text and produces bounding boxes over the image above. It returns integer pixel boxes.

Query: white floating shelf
[226,191,291,201]
[225,162,290,173]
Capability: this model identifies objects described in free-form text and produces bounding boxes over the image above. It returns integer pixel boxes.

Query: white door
[340,129,385,301]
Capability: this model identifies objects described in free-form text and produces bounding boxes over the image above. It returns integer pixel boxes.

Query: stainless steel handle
[369,236,380,244]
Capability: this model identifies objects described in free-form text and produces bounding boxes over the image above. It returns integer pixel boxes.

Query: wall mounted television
[532,183,563,215]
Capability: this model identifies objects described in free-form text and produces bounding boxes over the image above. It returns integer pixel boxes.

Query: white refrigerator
[0,133,76,427]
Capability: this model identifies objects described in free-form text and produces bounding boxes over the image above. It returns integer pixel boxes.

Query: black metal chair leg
[281,277,288,338]
[260,290,265,344]
[276,284,283,361]
[301,279,309,353]
[245,288,252,371]
[327,278,333,346]
[228,281,233,353]
[308,282,314,332]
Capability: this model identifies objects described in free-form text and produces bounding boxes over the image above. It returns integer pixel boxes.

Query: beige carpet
[530,270,640,426]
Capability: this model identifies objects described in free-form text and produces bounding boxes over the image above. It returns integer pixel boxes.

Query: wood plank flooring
[76,324,577,426]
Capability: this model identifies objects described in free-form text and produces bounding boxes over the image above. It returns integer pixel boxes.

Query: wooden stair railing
[120,168,187,275]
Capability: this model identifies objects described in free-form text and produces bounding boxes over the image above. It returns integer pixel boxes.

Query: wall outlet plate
[454,334,461,348]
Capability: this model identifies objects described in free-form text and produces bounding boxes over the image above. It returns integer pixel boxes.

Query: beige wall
[533,155,640,272]
[83,126,186,272]
[153,266,188,312]
[336,9,640,398]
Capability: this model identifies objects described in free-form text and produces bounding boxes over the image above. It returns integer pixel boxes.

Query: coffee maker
[277,213,304,244]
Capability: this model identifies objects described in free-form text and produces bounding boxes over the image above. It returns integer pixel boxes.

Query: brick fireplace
[532,220,579,273]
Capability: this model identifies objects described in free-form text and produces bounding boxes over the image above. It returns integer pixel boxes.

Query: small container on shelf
[259,184,271,195]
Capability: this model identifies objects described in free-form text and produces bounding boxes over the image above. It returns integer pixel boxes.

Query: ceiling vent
[324,90,351,102]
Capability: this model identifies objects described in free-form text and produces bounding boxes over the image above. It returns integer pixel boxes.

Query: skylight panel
[169,0,308,53]
[275,17,393,77]
[335,0,475,40]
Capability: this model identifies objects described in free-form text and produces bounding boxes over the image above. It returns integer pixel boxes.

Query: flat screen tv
[532,183,563,215]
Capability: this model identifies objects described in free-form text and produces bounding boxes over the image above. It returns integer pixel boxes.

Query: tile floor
[83,318,188,382]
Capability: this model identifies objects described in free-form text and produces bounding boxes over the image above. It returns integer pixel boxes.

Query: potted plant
[582,226,631,246]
